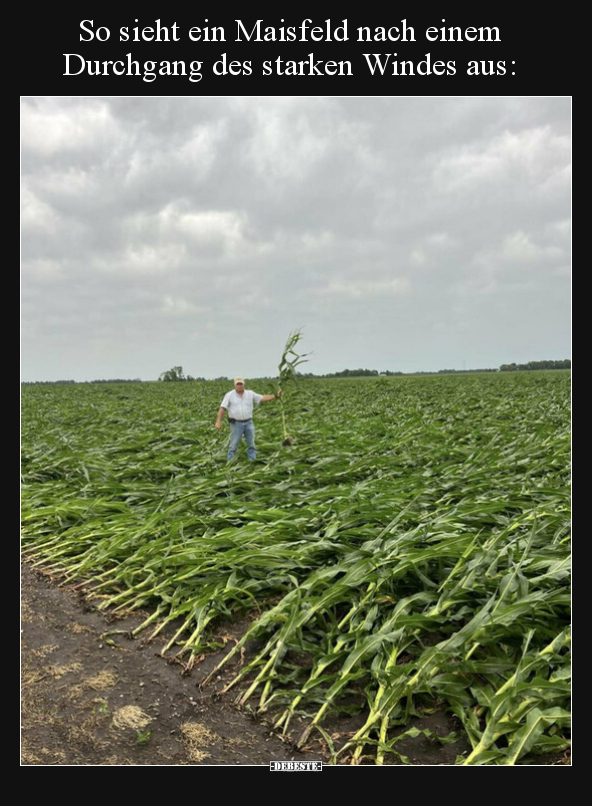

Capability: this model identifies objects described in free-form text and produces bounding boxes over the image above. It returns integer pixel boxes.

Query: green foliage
[276,329,310,386]
[273,330,309,444]
[93,700,109,715]
[21,371,571,765]
[159,366,186,382]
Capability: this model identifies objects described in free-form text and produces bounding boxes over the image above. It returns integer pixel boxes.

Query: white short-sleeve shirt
[220,389,263,420]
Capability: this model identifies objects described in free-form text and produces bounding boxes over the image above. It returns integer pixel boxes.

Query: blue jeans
[228,420,256,461]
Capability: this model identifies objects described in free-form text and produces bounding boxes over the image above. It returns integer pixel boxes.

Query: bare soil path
[21,561,323,766]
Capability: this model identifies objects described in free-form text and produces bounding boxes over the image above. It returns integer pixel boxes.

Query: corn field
[21,371,571,764]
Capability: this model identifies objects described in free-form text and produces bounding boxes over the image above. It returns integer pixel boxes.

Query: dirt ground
[21,561,328,766]
[21,561,569,767]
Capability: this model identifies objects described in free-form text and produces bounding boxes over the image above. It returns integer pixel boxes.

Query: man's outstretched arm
[260,390,283,403]
[261,389,284,403]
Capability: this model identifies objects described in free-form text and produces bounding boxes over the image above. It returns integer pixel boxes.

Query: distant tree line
[436,368,497,374]
[298,362,569,378]
[298,368,403,378]
[298,360,570,378]
[22,359,571,385]
[22,378,143,385]
[21,379,77,385]
[297,368,494,378]
[499,360,571,372]
[89,378,143,383]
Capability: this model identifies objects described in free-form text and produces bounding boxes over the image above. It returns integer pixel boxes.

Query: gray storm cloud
[21,96,571,381]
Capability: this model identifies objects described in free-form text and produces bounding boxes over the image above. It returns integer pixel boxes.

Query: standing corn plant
[273,329,309,446]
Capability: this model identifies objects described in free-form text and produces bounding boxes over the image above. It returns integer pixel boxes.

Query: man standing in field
[215,377,283,461]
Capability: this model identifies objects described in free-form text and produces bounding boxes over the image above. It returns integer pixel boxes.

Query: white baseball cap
[234,377,245,385]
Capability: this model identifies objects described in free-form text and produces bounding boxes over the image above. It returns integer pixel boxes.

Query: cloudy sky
[21,96,571,381]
